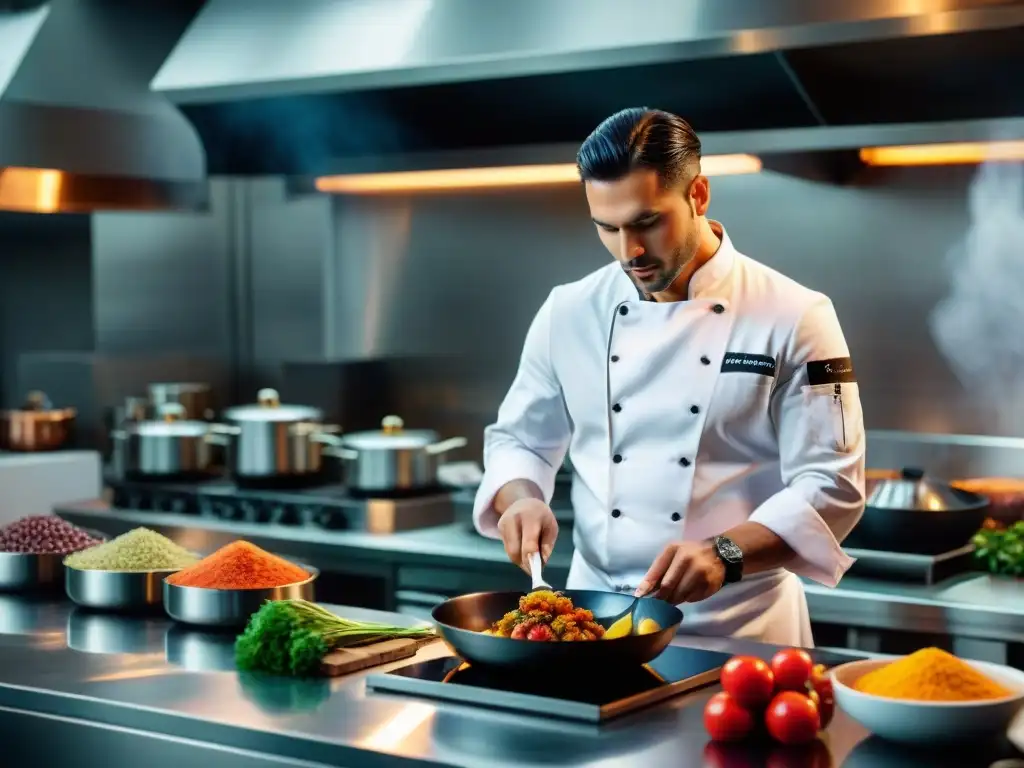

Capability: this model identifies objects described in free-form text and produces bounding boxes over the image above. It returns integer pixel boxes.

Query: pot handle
[208,423,242,436]
[425,436,468,456]
[323,446,359,460]
[310,431,359,460]
[204,432,233,446]
[110,429,129,441]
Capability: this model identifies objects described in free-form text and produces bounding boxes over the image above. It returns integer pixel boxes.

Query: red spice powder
[166,541,310,589]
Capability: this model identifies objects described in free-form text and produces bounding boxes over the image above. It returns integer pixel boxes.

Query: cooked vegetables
[235,599,434,676]
[972,520,1024,576]
[489,590,606,641]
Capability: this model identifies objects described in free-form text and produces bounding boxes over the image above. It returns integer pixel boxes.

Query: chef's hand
[497,498,558,574]
[636,541,725,605]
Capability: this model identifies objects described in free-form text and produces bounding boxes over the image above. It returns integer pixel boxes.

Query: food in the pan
[852,647,1011,702]
[603,614,662,639]
[488,590,606,641]
[705,649,835,746]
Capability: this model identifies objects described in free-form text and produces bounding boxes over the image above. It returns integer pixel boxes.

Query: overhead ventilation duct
[153,0,1024,175]
[0,0,207,213]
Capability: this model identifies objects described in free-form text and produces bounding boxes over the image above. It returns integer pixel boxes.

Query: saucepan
[315,414,467,495]
[0,391,75,451]
[431,590,682,675]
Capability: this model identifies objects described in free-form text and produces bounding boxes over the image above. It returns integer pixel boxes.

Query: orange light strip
[0,167,65,213]
[315,154,762,194]
[860,141,1024,167]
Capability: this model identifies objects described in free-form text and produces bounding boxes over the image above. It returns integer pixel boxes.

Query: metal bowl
[66,566,179,612]
[0,552,65,592]
[162,566,319,629]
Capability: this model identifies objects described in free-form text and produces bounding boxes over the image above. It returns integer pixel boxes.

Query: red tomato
[807,665,835,728]
[765,691,821,746]
[721,655,775,708]
[704,691,757,742]
[527,624,553,641]
[771,648,815,692]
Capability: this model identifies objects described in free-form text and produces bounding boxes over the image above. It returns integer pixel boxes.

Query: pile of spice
[854,647,1013,702]
[166,540,310,590]
[64,527,199,571]
[0,515,101,555]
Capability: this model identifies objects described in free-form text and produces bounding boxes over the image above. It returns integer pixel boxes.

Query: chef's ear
[688,174,711,216]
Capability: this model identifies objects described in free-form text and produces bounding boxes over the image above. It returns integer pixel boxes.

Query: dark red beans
[0,516,101,555]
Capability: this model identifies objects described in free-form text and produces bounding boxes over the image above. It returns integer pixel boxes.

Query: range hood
[152,0,1024,175]
[0,0,207,213]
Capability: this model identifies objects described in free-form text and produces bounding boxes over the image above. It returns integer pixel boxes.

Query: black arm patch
[806,357,855,385]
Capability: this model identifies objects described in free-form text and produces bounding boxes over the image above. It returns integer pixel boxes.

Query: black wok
[431,590,683,674]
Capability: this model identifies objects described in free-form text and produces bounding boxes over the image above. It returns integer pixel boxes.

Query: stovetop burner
[105,475,456,533]
[367,646,731,722]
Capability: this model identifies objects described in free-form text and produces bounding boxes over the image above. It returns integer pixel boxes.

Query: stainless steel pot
[148,382,213,421]
[215,388,339,481]
[318,415,467,494]
[111,403,226,479]
[0,391,75,451]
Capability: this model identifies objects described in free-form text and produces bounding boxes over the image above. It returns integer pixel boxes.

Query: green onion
[235,599,435,676]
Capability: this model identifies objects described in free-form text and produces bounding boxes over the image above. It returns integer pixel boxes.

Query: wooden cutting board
[320,635,441,677]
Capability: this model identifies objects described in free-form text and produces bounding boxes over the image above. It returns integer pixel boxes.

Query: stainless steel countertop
[0,596,1021,767]
[55,502,1024,643]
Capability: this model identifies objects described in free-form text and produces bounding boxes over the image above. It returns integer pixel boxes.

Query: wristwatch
[713,535,744,585]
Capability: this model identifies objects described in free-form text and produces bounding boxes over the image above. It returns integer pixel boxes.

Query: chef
[472,107,865,646]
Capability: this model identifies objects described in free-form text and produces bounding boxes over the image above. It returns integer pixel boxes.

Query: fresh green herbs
[235,599,435,676]
[972,521,1024,576]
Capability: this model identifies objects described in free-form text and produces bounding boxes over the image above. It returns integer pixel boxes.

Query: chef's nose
[620,231,644,261]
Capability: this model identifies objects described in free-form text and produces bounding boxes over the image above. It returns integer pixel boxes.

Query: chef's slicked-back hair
[576,108,702,188]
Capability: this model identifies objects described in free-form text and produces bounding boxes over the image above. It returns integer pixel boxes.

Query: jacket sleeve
[748,297,866,587]
[473,291,572,539]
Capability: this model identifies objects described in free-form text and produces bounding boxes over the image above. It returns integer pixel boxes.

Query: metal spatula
[527,552,552,591]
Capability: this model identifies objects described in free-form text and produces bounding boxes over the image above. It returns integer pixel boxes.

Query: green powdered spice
[64,527,200,571]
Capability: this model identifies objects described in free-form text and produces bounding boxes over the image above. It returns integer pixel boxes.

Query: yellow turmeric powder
[854,647,1012,702]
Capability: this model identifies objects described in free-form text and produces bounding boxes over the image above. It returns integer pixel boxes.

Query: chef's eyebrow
[592,210,660,229]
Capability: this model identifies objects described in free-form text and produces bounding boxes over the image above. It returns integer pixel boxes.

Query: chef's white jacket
[473,222,866,646]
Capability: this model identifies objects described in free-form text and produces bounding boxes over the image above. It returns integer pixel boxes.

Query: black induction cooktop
[366,645,732,723]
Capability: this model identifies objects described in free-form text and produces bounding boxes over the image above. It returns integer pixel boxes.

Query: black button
[613,454,623,464]
[690,405,700,414]
[712,304,725,314]
[619,305,629,316]
[671,512,682,522]
[700,355,711,365]
[611,508,622,518]
[612,403,622,413]
[611,355,620,362]
[679,457,691,467]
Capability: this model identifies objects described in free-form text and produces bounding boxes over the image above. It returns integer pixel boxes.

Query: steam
[200,96,412,175]
[929,159,1024,428]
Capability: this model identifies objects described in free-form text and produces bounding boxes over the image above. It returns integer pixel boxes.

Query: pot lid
[342,415,439,450]
[867,467,986,512]
[222,388,322,423]
[134,403,210,438]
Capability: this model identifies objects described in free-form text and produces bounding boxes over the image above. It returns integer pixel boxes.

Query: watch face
[718,537,743,563]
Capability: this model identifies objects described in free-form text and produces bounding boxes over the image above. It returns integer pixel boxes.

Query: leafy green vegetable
[235,599,435,676]
[972,521,1024,576]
